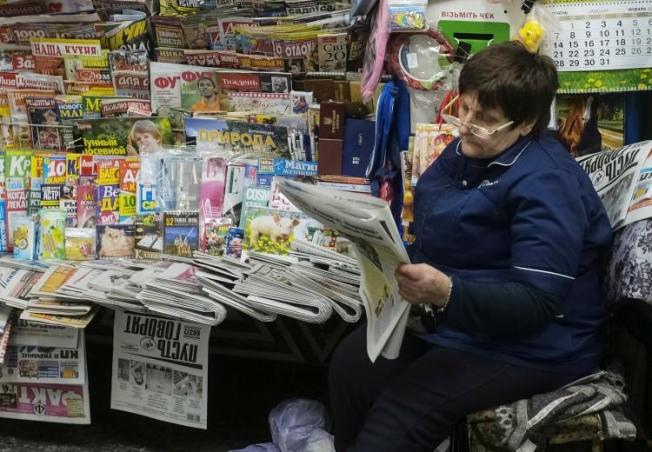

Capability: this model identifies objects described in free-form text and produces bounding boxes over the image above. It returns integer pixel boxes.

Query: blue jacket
[409,134,613,369]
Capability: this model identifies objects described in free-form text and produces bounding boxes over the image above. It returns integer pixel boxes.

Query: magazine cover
[134,213,163,259]
[149,62,222,115]
[11,216,36,260]
[242,206,317,255]
[24,96,62,151]
[239,186,270,227]
[5,149,31,250]
[73,117,174,155]
[16,72,65,94]
[40,154,63,212]
[0,93,13,149]
[63,154,79,226]
[109,49,149,73]
[41,184,62,210]
[202,218,231,256]
[39,209,66,260]
[317,33,347,72]
[223,92,291,114]
[224,226,244,259]
[101,99,152,118]
[0,150,6,251]
[96,224,135,258]
[95,183,120,226]
[100,18,151,52]
[30,38,102,77]
[63,51,111,83]
[199,156,227,222]
[28,152,44,216]
[157,155,202,212]
[64,227,96,260]
[95,157,122,225]
[185,117,290,157]
[163,211,199,258]
[8,90,56,148]
[76,179,96,228]
[55,95,83,151]
[111,71,151,100]
[119,157,140,224]
[218,71,291,94]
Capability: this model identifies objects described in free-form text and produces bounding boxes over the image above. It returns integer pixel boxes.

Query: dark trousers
[328,326,593,452]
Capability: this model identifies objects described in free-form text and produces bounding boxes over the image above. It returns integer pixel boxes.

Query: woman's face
[198,79,215,97]
[135,132,159,151]
[457,92,533,159]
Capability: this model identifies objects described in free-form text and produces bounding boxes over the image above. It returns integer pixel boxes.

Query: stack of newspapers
[195,243,363,324]
[0,258,97,328]
[22,260,227,326]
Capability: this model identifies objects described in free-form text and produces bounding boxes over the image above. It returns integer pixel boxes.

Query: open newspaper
[111,310,210,429]
[577,140,652,229]
[277,178,410,362]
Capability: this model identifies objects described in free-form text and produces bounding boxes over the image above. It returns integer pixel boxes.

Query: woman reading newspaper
[329,41,613,451]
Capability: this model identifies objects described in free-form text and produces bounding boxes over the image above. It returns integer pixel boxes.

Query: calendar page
[542,1,652,71]
[542,0,652,93]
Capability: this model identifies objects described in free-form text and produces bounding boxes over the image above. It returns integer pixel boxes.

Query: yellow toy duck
[518,20,544,53]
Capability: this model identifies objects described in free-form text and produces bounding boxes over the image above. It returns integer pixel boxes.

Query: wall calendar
[542,0,652,93]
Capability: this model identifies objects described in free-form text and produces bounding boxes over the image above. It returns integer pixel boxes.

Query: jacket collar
[450,135,534,168]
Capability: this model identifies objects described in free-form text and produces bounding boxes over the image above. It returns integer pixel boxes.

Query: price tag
[406,52,418,69]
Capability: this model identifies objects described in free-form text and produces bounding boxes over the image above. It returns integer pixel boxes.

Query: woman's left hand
[395,264,451,307]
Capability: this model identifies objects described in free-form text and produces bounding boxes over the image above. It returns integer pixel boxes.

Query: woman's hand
[395,264,451,307]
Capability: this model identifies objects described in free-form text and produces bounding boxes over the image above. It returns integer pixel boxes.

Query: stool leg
[591,438,603,452]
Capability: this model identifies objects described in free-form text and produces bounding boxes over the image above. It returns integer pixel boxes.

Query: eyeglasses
[440,95,514,140]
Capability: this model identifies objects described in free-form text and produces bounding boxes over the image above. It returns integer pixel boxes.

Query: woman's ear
[518,119,537,136]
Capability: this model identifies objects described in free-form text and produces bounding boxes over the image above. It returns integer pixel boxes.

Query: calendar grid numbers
[542,14,652,71]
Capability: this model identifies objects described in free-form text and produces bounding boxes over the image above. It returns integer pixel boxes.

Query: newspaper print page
[355,242,411,362]
[622,148,652,227]
[111,310,210,429]
[0,330,90,424]
[277,178,410,362]
[577,141,651,228]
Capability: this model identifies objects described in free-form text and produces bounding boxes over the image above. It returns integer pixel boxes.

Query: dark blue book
[342,119,375,178]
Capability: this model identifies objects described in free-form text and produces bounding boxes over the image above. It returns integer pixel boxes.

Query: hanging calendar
[542,0,652,93]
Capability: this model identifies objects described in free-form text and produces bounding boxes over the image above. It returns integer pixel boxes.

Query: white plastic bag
[269,398,334,452]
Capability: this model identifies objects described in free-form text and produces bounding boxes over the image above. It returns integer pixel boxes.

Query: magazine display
[577,141,652,229]
[111,310,209,429]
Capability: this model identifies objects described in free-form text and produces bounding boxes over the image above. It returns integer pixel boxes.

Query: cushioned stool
[450,370,636,452]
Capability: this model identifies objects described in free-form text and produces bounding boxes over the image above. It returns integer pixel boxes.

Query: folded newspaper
[277,178,411,362]
[194,250,363,324]
[578,141,652,229]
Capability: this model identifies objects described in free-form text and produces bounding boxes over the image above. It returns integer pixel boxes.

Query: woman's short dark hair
[459,41,559,136]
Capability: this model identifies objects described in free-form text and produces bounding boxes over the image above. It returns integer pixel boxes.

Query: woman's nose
[458,122,471,135]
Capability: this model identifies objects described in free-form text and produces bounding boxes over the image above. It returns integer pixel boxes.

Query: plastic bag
[269,398,333,452]
[229,444,280,452]
[360,0,390,103]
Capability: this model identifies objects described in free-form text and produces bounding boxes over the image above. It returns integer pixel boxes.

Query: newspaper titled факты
[111,310,210,429]
[277,178,411,363]
[578,140,652,230]
[0,322,90,424]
